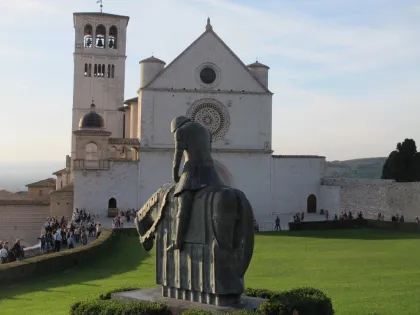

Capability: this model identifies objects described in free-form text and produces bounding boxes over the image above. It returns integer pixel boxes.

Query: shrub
[269,287,334,315]
[99,286,142,300]
[70,300,171,315]
[181,310,213,315]
[259,301,287,315]
[244,288,278,299]
[182,310,257,315]
[246,287,334,315]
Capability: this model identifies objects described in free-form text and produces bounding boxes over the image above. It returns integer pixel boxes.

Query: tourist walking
[54,230,62,252]
[0,245,8,264]
[274,216,281,231]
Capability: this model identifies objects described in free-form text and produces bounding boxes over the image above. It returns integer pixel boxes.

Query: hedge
[0,228,139,285]
[182,310,257,315]
[77,286,332,315]
[289,219,420,232]
[70,300,172,315]
[246,287,334,315]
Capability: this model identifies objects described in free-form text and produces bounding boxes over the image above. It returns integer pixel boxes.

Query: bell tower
[71,12,130,161]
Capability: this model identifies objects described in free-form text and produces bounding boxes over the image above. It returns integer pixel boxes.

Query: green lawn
[0,229,419,315]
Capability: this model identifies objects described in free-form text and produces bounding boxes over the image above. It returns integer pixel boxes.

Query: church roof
[0,190,16,199]
[25,178,56,188]
[139,56,166,65]
[50,183,74,195]
[272,155,326,159]
[52,168,67,176]
[73,129,112,136]
[247,61,270,69]
[79,103,105,129]
[109,138,140,145]
[73,12,129,26]
[141,18,271,94]
[123,97,138,105]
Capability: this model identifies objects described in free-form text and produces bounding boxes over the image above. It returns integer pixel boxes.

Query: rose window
[186,99,230,141]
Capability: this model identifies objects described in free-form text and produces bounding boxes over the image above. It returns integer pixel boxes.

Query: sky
[0,0,419,164]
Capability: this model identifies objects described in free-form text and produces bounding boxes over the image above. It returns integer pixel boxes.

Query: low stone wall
[289,219,420,232]
[321,178,420,221]
[0,228,138,285]
[24,245,41,259]
[289,219,369,231]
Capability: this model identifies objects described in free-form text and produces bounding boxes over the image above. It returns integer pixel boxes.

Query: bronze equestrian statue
[135,116,255,306]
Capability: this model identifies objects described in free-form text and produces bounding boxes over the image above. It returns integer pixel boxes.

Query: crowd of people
[38,209,102,254]
[332,210,364,221]
[112,209,136,228]
[0,239,24,264]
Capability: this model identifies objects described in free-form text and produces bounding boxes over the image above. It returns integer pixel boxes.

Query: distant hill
[325,157,387,179]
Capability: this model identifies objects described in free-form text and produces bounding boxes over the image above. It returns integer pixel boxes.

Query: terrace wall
[321,178,420,221]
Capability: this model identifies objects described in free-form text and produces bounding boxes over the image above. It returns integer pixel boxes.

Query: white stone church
[51,11,331,228]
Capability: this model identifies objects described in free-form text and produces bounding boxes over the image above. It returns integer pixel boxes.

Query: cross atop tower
[96,0,103,13]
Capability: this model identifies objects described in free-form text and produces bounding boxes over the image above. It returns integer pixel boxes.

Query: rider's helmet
[170,116,191,133]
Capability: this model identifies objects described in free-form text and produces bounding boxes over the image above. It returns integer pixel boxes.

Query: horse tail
[235,189,255,277]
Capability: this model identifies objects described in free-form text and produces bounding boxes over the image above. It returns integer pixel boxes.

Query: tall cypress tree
[382,138,420,182]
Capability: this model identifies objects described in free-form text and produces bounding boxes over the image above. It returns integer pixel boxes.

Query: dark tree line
[382,138,420,182]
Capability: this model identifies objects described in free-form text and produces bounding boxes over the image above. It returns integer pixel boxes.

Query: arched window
[120,147,127,159]
[84,24,93,48]
[85,143,98,160]
[107,64,111,78]
[95,24,106,48]
[111,65,115,78]
[108,25,118,49]
[102,64,105,77]
[131,148,139,161]
[84,63,88,77]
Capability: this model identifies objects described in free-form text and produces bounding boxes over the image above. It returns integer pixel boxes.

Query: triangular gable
[143,26,271,94]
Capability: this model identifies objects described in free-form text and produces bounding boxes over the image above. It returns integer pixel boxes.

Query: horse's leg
[167,190,194,251]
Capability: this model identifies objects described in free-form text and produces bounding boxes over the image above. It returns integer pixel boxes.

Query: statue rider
[166,116,223,251]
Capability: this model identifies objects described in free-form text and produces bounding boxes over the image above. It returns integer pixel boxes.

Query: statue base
[111,287,267,314]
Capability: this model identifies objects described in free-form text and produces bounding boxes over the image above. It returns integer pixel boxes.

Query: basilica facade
[52,11,328,227]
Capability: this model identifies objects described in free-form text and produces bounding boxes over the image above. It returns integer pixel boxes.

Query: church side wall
[138,151,272,220]
[271,157,324,215]
[74,161,139,217]
[139,90,271,151]
[213,152,272,220]
[138,151,173,208]
[319,185,340,216]
[321,178,420,221]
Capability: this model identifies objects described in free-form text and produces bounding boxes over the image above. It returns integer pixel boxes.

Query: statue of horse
[135,182,255,306]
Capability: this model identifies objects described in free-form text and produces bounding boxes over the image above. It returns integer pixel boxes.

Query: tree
[382,138,420,182]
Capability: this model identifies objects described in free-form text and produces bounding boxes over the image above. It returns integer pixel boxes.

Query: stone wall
[321,178,420,221]
[0,202,50,246]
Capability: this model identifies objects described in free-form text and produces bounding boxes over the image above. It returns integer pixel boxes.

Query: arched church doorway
[213,159,233,186]
[108,197,117,209]
[307,194,317,213]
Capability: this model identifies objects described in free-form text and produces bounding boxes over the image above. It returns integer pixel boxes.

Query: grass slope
[325,157,387,179]
[1,230,419,315]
